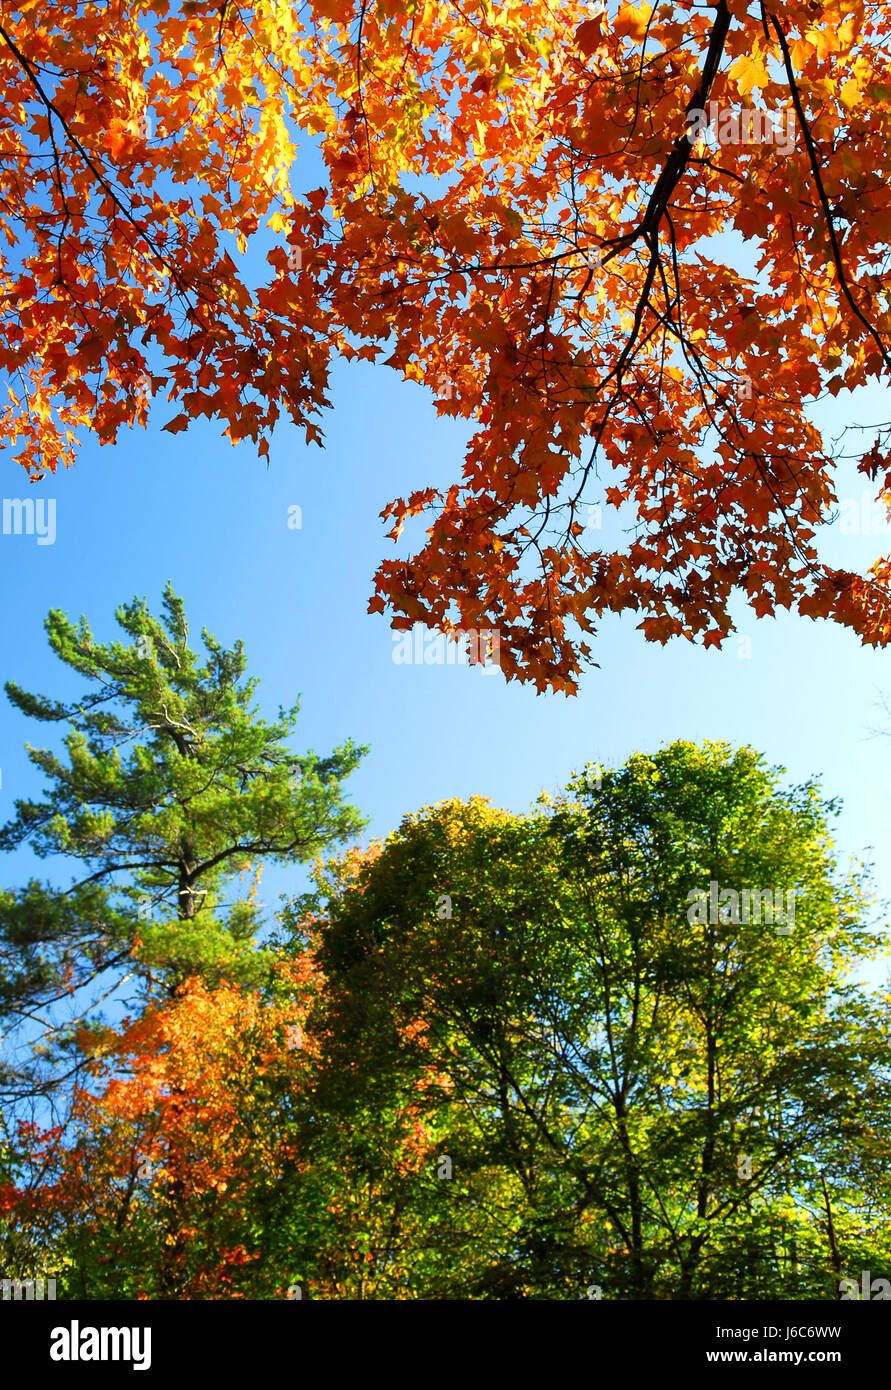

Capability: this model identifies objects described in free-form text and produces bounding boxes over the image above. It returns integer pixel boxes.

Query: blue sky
[1,344,890,997]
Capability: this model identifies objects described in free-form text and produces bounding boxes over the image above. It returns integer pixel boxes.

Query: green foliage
[5,739,889,1301]
[278,742,891,1299]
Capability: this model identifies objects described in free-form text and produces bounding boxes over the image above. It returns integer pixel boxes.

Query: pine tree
[0,582,367,1112]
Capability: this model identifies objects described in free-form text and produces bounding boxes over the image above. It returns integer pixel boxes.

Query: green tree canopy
[279,742,890,1299]
[5,740,888,1301]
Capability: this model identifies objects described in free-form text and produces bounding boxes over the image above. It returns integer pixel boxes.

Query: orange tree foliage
[1,970,316,1298]
[1,940,446,1299]
[3,0,891,687]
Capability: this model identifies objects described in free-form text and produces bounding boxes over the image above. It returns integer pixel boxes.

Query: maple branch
[768,10,891,379]
[566,3,735,510]
[354,0,377,197]
[623,0,732,252]
[0,22,202,306]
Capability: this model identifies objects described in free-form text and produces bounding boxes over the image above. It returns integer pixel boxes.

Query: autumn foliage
[2,971,313,1298]
[2,1,891,681]
[4,746,891,1300]
[2,950,452,1300]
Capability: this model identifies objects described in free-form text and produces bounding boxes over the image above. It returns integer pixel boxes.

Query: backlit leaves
[1,3,891,687]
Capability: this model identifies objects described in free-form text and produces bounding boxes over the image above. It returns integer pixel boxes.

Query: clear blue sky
[2,346,890,983]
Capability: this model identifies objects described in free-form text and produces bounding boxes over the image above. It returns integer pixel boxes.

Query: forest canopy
[2,688,888,1298]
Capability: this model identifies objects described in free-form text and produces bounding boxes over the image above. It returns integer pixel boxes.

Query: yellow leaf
[613,3,653,41]
[729,53,769,96]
